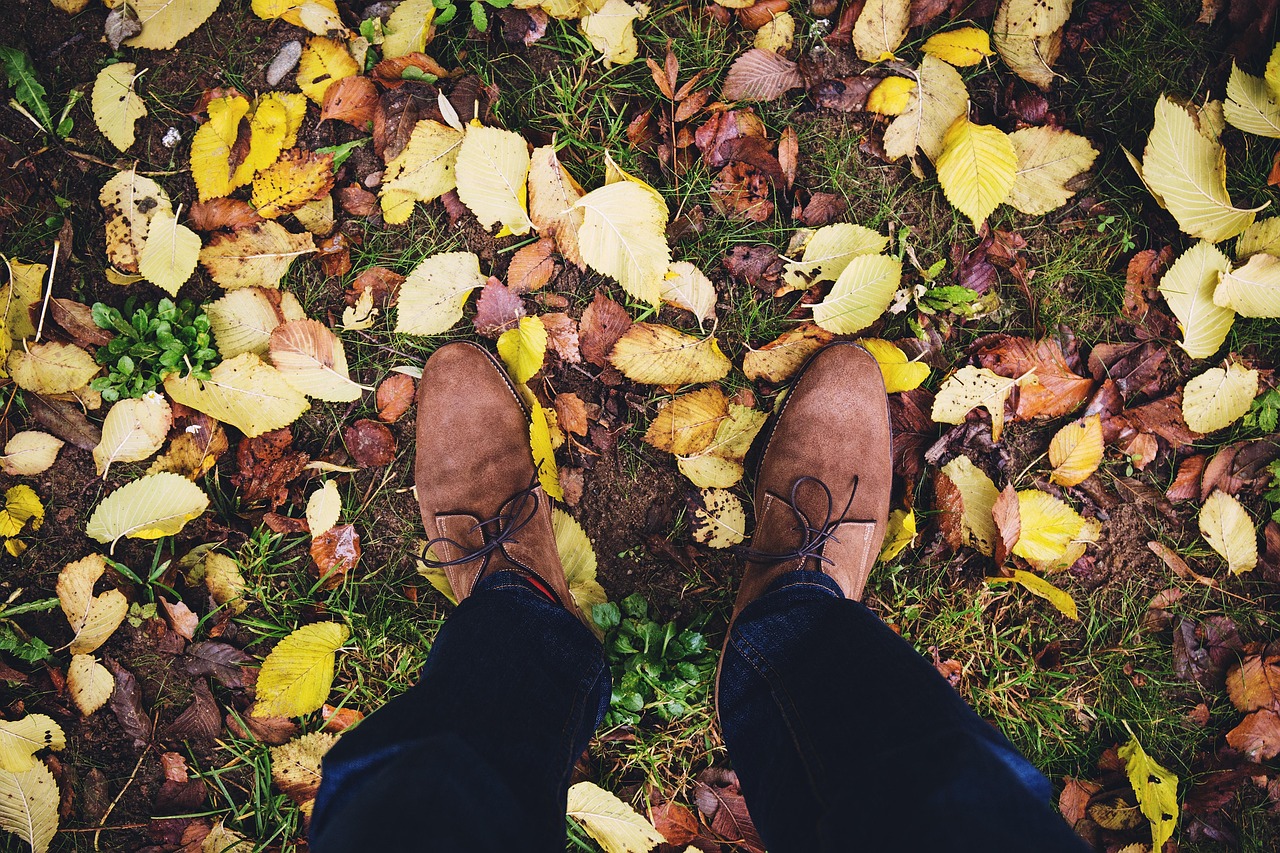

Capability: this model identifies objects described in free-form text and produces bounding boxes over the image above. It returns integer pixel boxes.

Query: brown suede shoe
[414,342,578,616]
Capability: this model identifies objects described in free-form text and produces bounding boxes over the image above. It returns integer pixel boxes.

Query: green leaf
[316,138,370,169]
[470,0,487,31]
[0,46,52,131]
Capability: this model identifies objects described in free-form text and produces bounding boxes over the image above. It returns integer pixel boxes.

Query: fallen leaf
[165,353,310,438]
[455,124,534,236]
[922,26,995,66]
[1214,252,1280,318]
[530,403,564,500]
[937,117,1018,229]
[1011,490,1087,567]
[643,387,728,456]
[93,393,172,478]
[990,569,1079,620]
[1182,363,1259,433]
[574,181,670,305]
[250,149,335,219]
[497,316,548,384]
[268,319,364,403]
[1006,126,1099,215]
[1,431,63,477]
[878,508,918,562]
[566,781,665,853]
[507,238,559,294]
[0,715,65,773]
[320,76,377,128]
[1200,490,1258,574]
[935,455,999,555]
[0,762,58,853]
[184,640,252,689]
[554,393,590,437]
[694,768,764,853]
[167,678,221,741]
[159,597,199,641]
[306,480,341,537]
[721,48,804,102]
[610,323,731,385]
[395,251,488,336]
[1119,733,1179,851]
[857,338,929,393]
[660,262,717,324]
[125,0,220,49]
[677,404,767,488]
[527,145,586,267]
[781,223,888,293]
[204,554,249,615]
[931,366,1022,441]
[578,0,640,66]
[974,335,1094,421]
[689,488,747,549]
[1049,414,1104,486]
[272,731,336,815]
[199,221,316,290]
[91,62,146,152]
[379,119,464,225]
[742,323,833,383]
[883,54,969,162]
[8,341,99,396]
[297,36,358,104]
[992,0,1068,90]
[85,473,209,552]
[188,198,264,231]
[310,524,360,587]
[1157,240,1236,359]
[254,622,349,718]
[866,76,916,115]
[473,279,527,337]
[812,254,902,334]
[376,374,415,422]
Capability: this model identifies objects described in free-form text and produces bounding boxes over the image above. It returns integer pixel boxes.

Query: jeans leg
[718,571,1089,853]
[311,572,610,853]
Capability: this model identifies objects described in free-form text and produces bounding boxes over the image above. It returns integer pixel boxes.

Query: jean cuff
[762,569,844,600]
[474,570,544,596]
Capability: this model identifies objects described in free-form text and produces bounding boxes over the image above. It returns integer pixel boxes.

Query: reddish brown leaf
[376,374,416,423]
[889,388,936,482]
[1123,247,1174,319]
[228,707,298,744]
[160,597,199,641]
[826,0,861,44]
[317,232,351,278]
[722,244,782,294]
[230,428,309,509]
[1116,392,1200,450]
[554,393,589,436]
[183,641,253,689]
[507,237,559,294]
[373,88,423,163]
[348,266,405,307]
[1167,455,1206,501]
[910,0,951,27]
[695,109,766,167]
[932,473,967,554]
[1228,708,1280,760]
[311,524,361,587]
[321,76,378,128]
[812,75,879,112]
[794,191,847,227]
[338,184,378,217]
[344,419,397,467]
[974,335,1094,420]
[1058,777,1100,827]
[322,704,365,732]
[166,679,221,741]
[738,0,791,29]
[473,278,526,337]
[372,53,450,88]
[1173,615,1242,687]
[188,198,264,232]
[694,768,764,853]
[1086,340,1169,401]
[558,467,584,507]
[991,484,1021,565]
[579,290,633,367]
[263,512,310,534]
[105,657,151,748]
[51,299,113,348]
[711,162,773,222]
[542,312,581,363]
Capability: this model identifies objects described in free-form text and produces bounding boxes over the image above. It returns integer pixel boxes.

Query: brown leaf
[1058,777,1101,827]
[974,335,1094,420]
[507,238,559,294]
[166,679,222,741]
[794,191,848,227]
[1226,650,1280,713]
[738,0,790,29]
[812,75,879,112]
[228,707,298,745]
[348,266,405,307]
[991,484,1021,565]
[1167,455,1206,501]
[160,597,199,641]
[1173,616,1242,688]
[473,278,526,338]
[51,299,113,348]
[188,198,264,232]
[1123,247,1174,319]
[230,428,310,509]
[1227,708,1280,760]
[321,76,378,128]
[338,184,379,217]
[722,244,782,294]
[105,657,151,748]
[495,6,549,46]
[650,801,699,847]
[149,409,229,480]
[711,162,773,222]
[554,393,589,436]
[910,0,951,27]
[344,418,397,467]
[183,641,253,689]
[559,466,584,507]
[722,48,803,102]
[311,524,361,587]
[694,768,764,853]
[374,88,423,163]
[695,109,767,168]
[30,394,101,449]
[1086,340,1169,401]
[1147,540,1218,587]
[776,127,798,190]
[889,388,936,482]
[372,53,450,89]
[579,290,633,368]
[376,374,416,423]
[1116,392,1200,451]
[317,232,351,278]
[263,511,310,534]
[542,312,581,364]
[322,704,364,732]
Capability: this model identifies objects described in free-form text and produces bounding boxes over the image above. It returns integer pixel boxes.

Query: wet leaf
[344,419,397,468]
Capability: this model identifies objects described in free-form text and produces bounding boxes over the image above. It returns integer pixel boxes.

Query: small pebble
[161,127,182,149]
[364,170,383,189]
[266,41,303,88]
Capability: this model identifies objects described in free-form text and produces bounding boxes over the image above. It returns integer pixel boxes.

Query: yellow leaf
[265,90,308,149]
[938,456,999,556]
[1012,489,1086,566]
[201,820,252,853]
[1048,414,1103,486]
[781,223,888,293]
[1006,126,1099,215]
[93,393,173,478]
[395,251,488,336]
[229,95,289,188]
[455,124,534,236]
[883,55,969,162]
[254,622,349,718]
[643,387,728,456]
[0,716,64,774]
[416,541,459,605]
[67,655,114,716]
[991,569,1078,620]
[292,193,336,235]
[579,0,640,66]
[573,182,671,304]
[923,26,994,66]
[55,554,128,654]
[528,144,586,267]
[205,552,248,614]
[552,509,608,630]
[1237,217,1280,260]
[91,62,146,152]
[7,342,98,395]
[852,0,909,62]
[1157,240,1236,359]
[1,431,63,477]
[1183,362,1259,433]
[100,169,172,275]
[139,208,201,297]
[268,319,364,402]
[812,253,902,334]
[206,287,294,357]
[497,316,548,385]
[2,259,47,341]
[1225,61,1280,138]
[126,0,222,50]
[1200,490,1258,574]
[297,37,358,104]
[690,488,747,549]
[0,762,59,853]
[741,323,834,383]
[1214,252,1280,317]
[936,117,1018,229]
[992,0,1068,90]
[380,119,464,224]
[865,76,915,116]
[855,338,929,393]
[250,149,335,219]
[609,323,731,385]
[86,472,210,551]
[272,731,336,815]
[1119,734,1179,851]
[382,0,436,58]
[660,262,717,324]
[164,353,310,437]
[678,404,767,489]
[878,508,916,562]
[1141,95,1266,242]
[341,288,378,331]
[530,403,565,501]
[753,11,795,53]
[200,221,316,291]
[566,781,665,853]
[190,95,251,202]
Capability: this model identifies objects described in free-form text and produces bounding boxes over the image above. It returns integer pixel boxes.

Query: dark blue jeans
[312,571,1088,852]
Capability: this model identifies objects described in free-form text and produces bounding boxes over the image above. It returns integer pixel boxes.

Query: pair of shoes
[413,340,892,657]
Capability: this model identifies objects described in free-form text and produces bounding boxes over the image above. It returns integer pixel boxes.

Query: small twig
[34,239,58,342]
[60,148,186,176]
[59,824,149,833]
[94,747,150,851]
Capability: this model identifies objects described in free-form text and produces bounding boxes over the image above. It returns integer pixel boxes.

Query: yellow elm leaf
[7,341,99,395]
[690,488,747,549]
[380,119,464,225]
[267,91,308,149]
[878,508,916,562]
[936,117,1018,229]
[1006,126,1099,215]
[883,54,968,162]
[643,387,728,456]
[252,0,339,27]
[201,820,252,853]
[579,0,640,66]
[1048,414,1103,486]
[205,552,248,614]
[268,319,365,402]
[1,431,63,477]
[100,169,172,275]
[660,262,717,324]
[552,509,607,629]
[566,781,665,853]
[190,95,251,202]
[741,323,834,383]
[67,655,114,716]
[1200,490,1258,574]
[2,259,47,342]
[251,150,335,219]
[93,393,173,478]
[923,27,995,67]
[1157,240,1236,359]
[165,353,310,437]
[292,194,333,235]
[1214,252,1280,317]
[938,456,999,556]
[199,221,316,291]
[851,0,909,62]
[574,182,672,305]
[382,0,436,57]
[609,323,731,385]
[206,287,292,357]
[395,251,488,336]
[0,486,43,540]
[992,0,1066,91]
[497,316,548,385]
[55,554,128,655]
[753,11,795,53]
[811,253,902,334]
[1119,734,1179,851]
[0,762,59,853]
[1141,95,1265,243]
[85,472,210,552]
[781,223,888,293]
[1224,62,1280,138]
[125,0,222,50]
[530,403,564,500]
[254,622,350,718]
[1182,362,1259,433]
[677,404,767,489]
[865,76,915,116]
[1012,489,1086,565]
[139,208,201,297]
[932,366,1020,440]
[230,95,289,188]
[1237,217,1280,260]
[528,144,586,268]
[297,37,358,104]
[990,569,1078,620]
[455,124,533,236]
[272,731,336,816]
[0,716,64,774]
[855,338,929,393]
[91,62,146,152]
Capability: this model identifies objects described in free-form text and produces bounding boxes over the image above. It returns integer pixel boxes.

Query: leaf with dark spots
[311,524,361,587]
[473,278,526,338]
[105,657,151,748]
[166,679,222,742]
[813,75,879,112]
[229,428,309,509]
[344,419,397,467]
[710,162,774,222]
[542,312,581,364]
[376,373,416,423]
[373,88,424,163]
[579,290,633,368]
[695,109,766,168]
[183,641,253,689]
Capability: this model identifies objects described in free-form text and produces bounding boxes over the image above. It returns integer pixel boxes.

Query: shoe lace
[418,477,542,569]
[731,475,857,568]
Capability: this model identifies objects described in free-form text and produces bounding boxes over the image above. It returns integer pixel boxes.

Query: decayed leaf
[566,781,665,853]
[660,262,717,324]
[922,27,994,66]
[721,48,803,102]
[190,95,251,202]
[742,323,834,383]
[2,259,45,343]
[55,554,128,655]
[382,0,436,58]
[86,472,210,551]
[579,0,640,67]
[206,287,298,357]
[992,0,1068,90]
[610,323,731,385]
[68,655,114,716]
[931,366,1023,440]
[0,486,43,540]
[272,731,336,815]
[936,118,1018,228]
[866,76,916,116]
[781,223,888,293]
[455,124,534,236]
[251,150,335,219]
[0,716,64,774]
[395,251,488,336]
[298,37,358,104]
[1006,126,1099,215]
[268,319,364,402]
[93,393,173,478]
[1200,490,1258,574]
[552,509,608,626]
[0,762,59,853]
[496,316,548,385]
[291,193,334,236]
[677,404,767,488]
[1214,252,1280,317]
[8,341,98,395]
[165,353,311,437]
[1224,62,1280,138]
[91,62,146,152]
[321,75,378,130]
[811,253,901,334]
[937,456,999,555]
[1182,362,1259,433]
[507,238,559,294]
[229,92,305,188]
[1049,414,1104,486]
[991,569,1078,620]
[306,481,341,537]
[1,432,63,477]
[573,182,670,305]
[1141,95,1264,243]
[883,55,968,162]
[254,622,349,718]
[200,221,316,291]
[139,209,201,297]
[1119,734,1179,851]
[528,144,586,267]
[1011,489,1086,566]
[690,488,747,549]
[852,0,910,62]
[530,403,564,500]
[1157,241,1235,359]
[643,387,728,456]
[380,120,464,225]
[856,338,929,393]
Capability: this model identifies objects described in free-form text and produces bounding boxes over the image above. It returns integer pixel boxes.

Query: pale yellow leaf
[1224,62,1280,138]
[201,820,252,853]
[164,353,310,437]
[55,554,129,654]
[938,455,999,556]
[139,209,201,297]
[100,169,172,276]
[991,569,1078,620]
[936,117,1018,228]
[1,432,63,477]
[610,323,731,385]
[497,316,548,385]
[878,508,916,562]
[85,472,210,552]
[643,387,728,456]
[297,37,358,104]
[67,655,114,716]
[93,393,173,478]
[268,319,364,402]
[306,480,341,537]
[528,144,586,268]
[552,509,607,627]
[293,195,334,236]
[7,342,98,395]
[199,221,316,290]
[205,552,248,615]
[380,120,464,225]
[677,404,767,489]
[455,124,533,236]
[1237,217,1280,260]
[126,0,222,50]
[1048,414,1103,486]
[566,781,665,853]
[254,622,349,718]
[579,0,640,66]
[395,251,488,336]
[852,0,910,62]
[382,0,436,58]
[1200,490,1259,574]
[811,253,902,334]
[190,95,251,202]
[271,731,336,812]
[91,63,146,152]
[1214,251,1280,317]
[0,716,64,774]
[690,488,746,549]
[922,27,995,67]
[1,259,48,340]
[1006,126,1099,215]
[741,323,834,383]
[781,223,888,293]
[992,0,1067,90]
[206,287,291,358]
[0,762,59,853]
[1119,734,1179,851]
[1012,489,1086,566]
[883,55,968,162]
[1157,240,1236,359]
[753,11,794,53]
[530,402,564,500]
[340,289,378,331]
[865,76,915,116]
[855,338,929,393]
[1182,362,1259,433]
[660,262,716,324]
[573,182,670,305]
